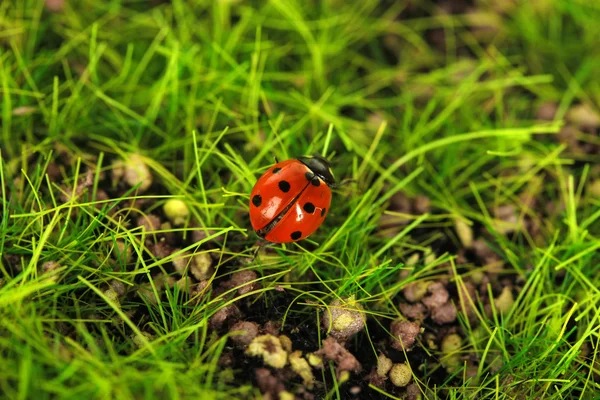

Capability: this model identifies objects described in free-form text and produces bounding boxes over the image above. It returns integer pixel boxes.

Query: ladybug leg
[274,156,279,164]
[250,245,261,262]
[331,178,357,189]
[250,239,277,262]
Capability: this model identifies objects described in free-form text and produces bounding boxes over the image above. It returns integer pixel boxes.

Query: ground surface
[1,0,600,399]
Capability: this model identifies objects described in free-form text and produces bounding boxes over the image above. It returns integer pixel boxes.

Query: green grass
[1,0,600,399]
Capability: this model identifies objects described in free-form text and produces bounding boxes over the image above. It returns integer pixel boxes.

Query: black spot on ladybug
[278,180,291,193]
[291,231,302,240]
[321,208,327,217]
[273,167,282,174]
[303,202,315,214]
[305,172,314,181]
[311,179,320,187]
[252,195,262,207]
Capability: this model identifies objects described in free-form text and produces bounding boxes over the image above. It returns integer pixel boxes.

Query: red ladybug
[249,155,335,243]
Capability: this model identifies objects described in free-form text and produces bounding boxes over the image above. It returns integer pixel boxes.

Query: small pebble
[389,363,412,387]
[376,353,393,377]
[163,199,189,226]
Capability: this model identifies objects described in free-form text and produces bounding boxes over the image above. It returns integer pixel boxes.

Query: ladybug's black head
[297,154,336,187]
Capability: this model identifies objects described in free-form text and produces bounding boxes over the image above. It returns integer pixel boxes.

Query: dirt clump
[172,251,214,281]
[422,282,449,310]
[402,281,430,303]
[536,102,558,121]
[406,383,422,400]
[431,302,457,325]
[136,214,161,234]
[112,153,153,192]
[209,304,241,329]
[229,321,260,346]
[398,302,428,320]
[255,368,286,399]
[321,296,366,341]
[390,320,421,351]
[377,192,432,237]
[315,337,361,374]
[376,353,393,377]
[441,333,462,373]
[229,270,260,295]
[148,241,172,259]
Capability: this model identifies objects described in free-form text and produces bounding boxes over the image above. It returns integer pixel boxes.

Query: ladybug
[249,155,335,243]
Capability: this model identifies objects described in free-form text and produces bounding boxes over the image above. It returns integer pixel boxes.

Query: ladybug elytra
[249,155,335,243]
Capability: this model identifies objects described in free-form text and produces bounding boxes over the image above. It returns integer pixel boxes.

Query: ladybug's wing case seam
[263,177,331,243]
[249,160,312,232]
[254,185,309,238]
